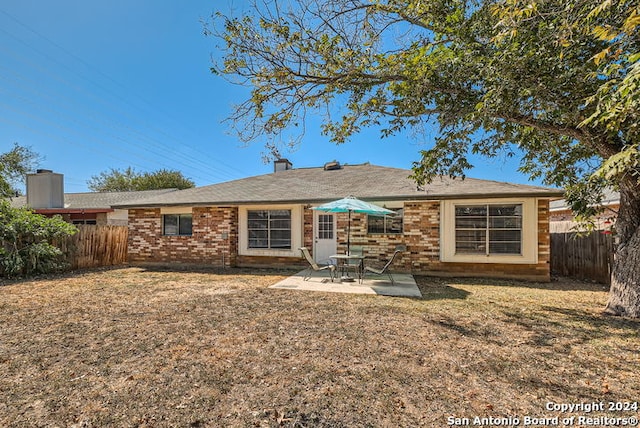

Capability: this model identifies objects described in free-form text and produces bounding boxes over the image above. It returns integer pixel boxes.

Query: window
[317,214,334,239]
[455,204,522,255]
[368,208,403,234]
[247,210,291,249]
[163,214,192,236]
[72,219,97,225]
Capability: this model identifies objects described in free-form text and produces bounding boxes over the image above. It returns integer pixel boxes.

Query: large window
[163,214,192,236]
[247,209,291,249]
[368,209,403,234]
[455,204,522,255]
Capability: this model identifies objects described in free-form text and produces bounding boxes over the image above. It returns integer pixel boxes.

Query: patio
[270,270,422,297]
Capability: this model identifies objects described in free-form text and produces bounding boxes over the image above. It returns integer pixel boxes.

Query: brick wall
[128,207,237,268]
[303,208,314,249]
[312,200,551,281]
[127,200,551,281]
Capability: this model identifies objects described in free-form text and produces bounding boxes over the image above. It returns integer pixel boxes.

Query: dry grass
[0,267,638,427]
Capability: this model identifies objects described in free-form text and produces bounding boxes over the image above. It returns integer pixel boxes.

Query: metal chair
[362,246,404,285]
[299,247,335,282]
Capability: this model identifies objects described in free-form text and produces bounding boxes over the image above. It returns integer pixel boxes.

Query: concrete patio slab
[270,270,422,298]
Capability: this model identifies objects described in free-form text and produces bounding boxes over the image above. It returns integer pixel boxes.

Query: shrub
[0,200,77,278]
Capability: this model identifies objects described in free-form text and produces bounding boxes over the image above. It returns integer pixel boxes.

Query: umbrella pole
[347,209,351,254]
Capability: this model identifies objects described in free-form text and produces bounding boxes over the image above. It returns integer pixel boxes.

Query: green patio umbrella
[311,196,395,254]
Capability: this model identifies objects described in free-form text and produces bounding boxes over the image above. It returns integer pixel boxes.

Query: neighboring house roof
[11,188,178,211]
[549,187,620,212]
[112,163,563,208]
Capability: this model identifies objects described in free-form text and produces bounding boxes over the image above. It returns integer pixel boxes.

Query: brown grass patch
[1,267,638,427]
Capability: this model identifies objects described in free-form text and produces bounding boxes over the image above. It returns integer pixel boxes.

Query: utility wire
[0,8,253,180]
[0,32,234,183]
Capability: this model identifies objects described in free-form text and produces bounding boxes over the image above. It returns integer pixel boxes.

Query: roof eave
[112,191,564,209]
[34,208,114,214]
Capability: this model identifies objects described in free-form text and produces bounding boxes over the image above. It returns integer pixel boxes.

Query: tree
[87,167,195,192]
[134,169,196,191]
[0,145,76,278]
[0,200,77,278]
[209,0,640,316]
[495,0,639,316]
[0,143,39,198]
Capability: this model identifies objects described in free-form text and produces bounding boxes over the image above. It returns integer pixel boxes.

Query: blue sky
[0,0,540,193]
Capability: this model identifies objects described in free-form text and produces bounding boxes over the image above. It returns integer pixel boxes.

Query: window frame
[238,205,302,257]
[367,208,404,235]
[440,198,538,264]
[454,204,523,256]
[72,219,97,225]
[247,209,292,250]
[162,213,193,236]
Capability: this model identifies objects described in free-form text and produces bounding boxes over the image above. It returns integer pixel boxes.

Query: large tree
[209,0,639,317]
[87,167,195,192]
[0,143,39,198]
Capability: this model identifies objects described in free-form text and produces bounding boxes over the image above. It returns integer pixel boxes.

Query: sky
[0,0,542,193]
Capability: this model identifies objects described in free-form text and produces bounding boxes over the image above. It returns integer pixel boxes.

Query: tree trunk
[604,177,640,317]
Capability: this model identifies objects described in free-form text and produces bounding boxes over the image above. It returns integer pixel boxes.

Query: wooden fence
[59,225,129,269]
[550,225,615,284]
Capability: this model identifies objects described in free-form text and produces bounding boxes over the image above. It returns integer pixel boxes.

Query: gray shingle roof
[111,164,563,208]
[11,188,178,210]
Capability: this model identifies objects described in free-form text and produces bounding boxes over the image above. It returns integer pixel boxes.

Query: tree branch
[497,112,619,158]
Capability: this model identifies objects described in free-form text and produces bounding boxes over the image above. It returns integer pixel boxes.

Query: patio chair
[362,246,405,285]
[299,247,335,282]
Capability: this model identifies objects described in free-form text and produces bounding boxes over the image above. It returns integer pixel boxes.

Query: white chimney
[26,170,64,209]
[274,158,293,172]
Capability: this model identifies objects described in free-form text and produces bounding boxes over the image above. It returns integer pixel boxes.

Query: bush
[0,200,77,278]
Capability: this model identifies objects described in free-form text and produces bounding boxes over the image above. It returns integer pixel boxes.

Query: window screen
[455,204,522,255]
[248,210,291,249]
[163,214,192,236]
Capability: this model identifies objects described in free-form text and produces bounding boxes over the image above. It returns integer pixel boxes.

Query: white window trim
[238,205,303,257]
[160,206,193,215]
[440,198,538,264]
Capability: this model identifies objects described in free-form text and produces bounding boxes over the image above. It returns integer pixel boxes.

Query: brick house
[549,187,619,227]
[113,161,563,281]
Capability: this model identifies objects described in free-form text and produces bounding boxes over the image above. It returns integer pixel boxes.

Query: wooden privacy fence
[58,225,129,269]
[550,228,615,285]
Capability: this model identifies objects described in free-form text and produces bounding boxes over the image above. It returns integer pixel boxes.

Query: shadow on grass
[0,265,300,288]
[500,304,640,349]
[416,274,609,292]
[135,264,299,278]
[418,283,471,301]
[0,265,131,287]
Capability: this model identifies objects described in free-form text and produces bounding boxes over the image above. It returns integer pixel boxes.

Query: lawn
[0,267,638,427]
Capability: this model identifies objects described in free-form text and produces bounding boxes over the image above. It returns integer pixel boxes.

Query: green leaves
[593,144,640,181]
[210,0,637,198]
[0,200,76,278]
[87,167,195,192]
[0,143,39,198]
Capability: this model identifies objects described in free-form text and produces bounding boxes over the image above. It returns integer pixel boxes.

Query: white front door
[313,212,337,264]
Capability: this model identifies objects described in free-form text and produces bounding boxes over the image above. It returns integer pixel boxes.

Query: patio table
[330,254,365,282]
